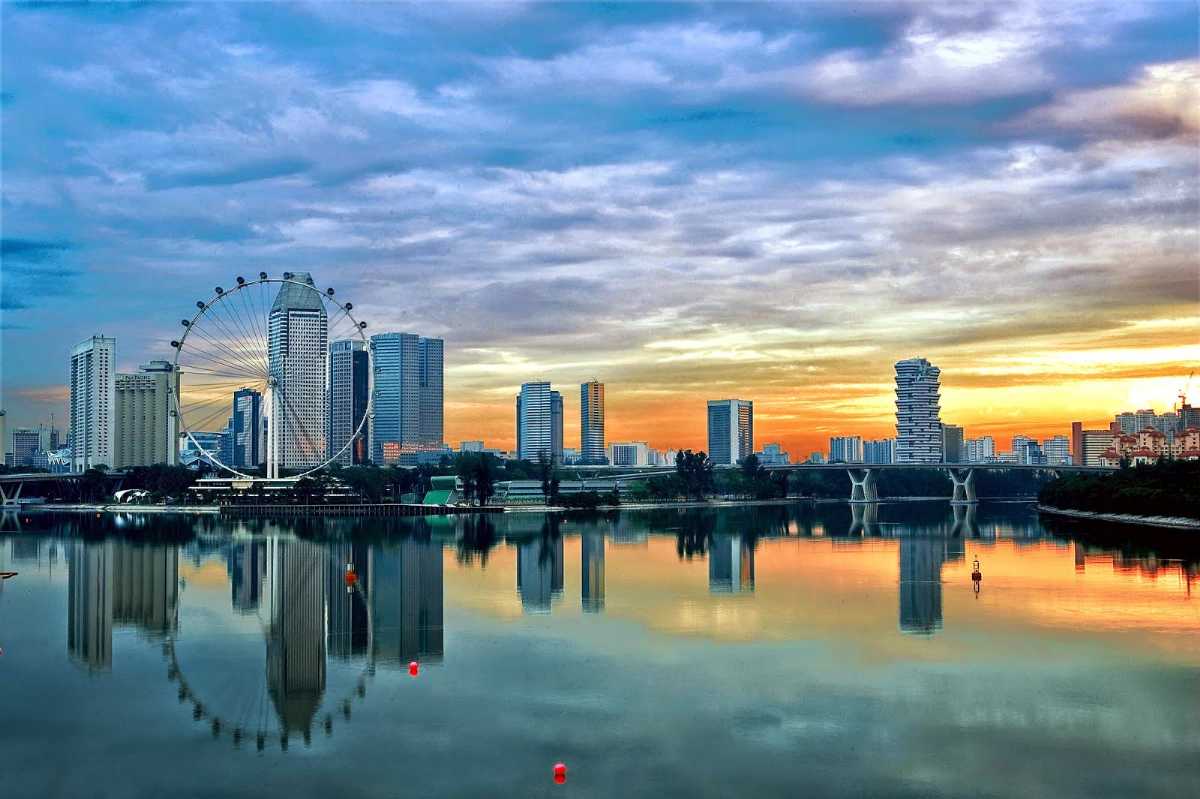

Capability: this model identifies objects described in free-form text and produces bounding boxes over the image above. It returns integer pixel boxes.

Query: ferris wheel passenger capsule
[236,276,246,285]
[259,271,268,279]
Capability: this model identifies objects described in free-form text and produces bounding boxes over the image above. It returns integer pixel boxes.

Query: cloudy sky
[2,1,1197,456]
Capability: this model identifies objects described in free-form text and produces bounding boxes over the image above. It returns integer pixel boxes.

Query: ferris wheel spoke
[236,283,270,368]
[186,326,268,379]
[206,299,269,378]
[222,288,270,376]
[177,367,266,382]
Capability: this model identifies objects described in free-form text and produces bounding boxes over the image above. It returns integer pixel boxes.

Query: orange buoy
[408,660,419,677]
[553,763,567,783]
[344,562,357,585]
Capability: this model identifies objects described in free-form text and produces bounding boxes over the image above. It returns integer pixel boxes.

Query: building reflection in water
[228,539,266,614]
[709,535,754,594]
[328,541,371,660]
[517,535,563,613]
[68,539,180,672]
[265,539,327,738]
[370,538,444,666]
[68,540,113,672]
[898,533,965,635]
[581,531,605,613]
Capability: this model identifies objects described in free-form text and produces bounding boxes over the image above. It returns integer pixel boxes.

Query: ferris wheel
[170,272,369,480]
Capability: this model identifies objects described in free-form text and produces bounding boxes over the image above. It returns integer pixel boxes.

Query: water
[2,502,1198,798]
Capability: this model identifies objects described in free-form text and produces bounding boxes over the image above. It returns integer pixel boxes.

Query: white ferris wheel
[169,272,370,480]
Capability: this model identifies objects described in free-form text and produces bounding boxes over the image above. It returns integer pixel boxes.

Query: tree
[537,453,559,504]
[675,450,714,500]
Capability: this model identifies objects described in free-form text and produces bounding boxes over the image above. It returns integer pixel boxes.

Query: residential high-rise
[1043,435,1071,465]
[829,435,863,463]
[1080,429,1115,466]
[232,388,263,469]
[964,436,995,463]
[268,274,328,473]
[894,358,942,464]
[1070,421,1084,466]
[580,380,606,464]
[370,333,444,464]
[328,339,369,466]
[707,399,753,466]
[516,382,563,462]
[114,361,179,468]
[70,335,116,472]
[0,410,6,466]
[863,438,894,464]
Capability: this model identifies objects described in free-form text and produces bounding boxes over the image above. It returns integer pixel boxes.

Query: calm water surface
[1,502,1198,798]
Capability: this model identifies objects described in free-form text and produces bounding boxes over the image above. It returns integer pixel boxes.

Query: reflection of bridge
[574,462,1114,504]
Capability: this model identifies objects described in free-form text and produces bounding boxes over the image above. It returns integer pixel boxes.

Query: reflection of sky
[1,505,1198,797]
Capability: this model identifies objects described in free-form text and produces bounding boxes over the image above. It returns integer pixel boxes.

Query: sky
[1,0,1198,457]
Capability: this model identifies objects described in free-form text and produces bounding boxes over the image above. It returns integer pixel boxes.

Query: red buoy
[553,763,567,783]
[408,660,419,677]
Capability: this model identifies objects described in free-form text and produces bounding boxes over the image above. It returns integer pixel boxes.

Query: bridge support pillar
[847,468,879,504]
[948,468,976,504]
[0,481,22,506]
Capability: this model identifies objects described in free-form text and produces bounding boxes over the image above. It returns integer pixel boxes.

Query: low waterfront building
[756,443,790,466]
[609,441,650,467]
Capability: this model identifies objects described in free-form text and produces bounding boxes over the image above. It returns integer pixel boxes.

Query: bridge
[570,462,1115,505]
[0,471,128,505]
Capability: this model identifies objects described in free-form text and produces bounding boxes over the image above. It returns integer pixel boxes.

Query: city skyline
[2,3,1198,459]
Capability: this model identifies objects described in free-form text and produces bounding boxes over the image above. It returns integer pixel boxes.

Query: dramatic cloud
[1,1,1197,454]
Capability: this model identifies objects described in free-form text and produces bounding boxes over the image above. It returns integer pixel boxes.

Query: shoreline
[17,495,1041,517]
[1037,505,1200,531]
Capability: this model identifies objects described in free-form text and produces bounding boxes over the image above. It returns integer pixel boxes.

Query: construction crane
[1177,370,1195,412]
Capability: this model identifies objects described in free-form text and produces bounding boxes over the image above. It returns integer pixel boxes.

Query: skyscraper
[516,382,563,462]
[894,358,942,464]
[268,274,327,473]
[232,387,263,469]
[370,332,444,464]
[114,361,179,468]
[70,335,116,472]
[707,399,753,466]
[941,424,964,463]
[328,339,369,466]
[580,380,606,464]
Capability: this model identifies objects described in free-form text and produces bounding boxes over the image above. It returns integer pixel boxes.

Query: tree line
[1039,459,1200,519]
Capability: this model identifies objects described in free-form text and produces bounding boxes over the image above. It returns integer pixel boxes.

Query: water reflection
[3,502,1199,797]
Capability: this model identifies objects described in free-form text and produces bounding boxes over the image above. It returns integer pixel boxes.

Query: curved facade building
[894,358,942,464]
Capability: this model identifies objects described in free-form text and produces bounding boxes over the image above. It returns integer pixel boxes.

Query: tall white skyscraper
[70,335,116,472]
[268,274,327,472]
[894,358,942,464]
[580,380,605,464]
[707,399,753,466]
[328,339,369,466]
[516,381,563,462]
